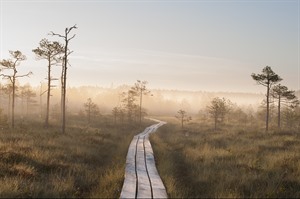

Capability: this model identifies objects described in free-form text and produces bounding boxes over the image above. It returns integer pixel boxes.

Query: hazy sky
[0,0,299,92]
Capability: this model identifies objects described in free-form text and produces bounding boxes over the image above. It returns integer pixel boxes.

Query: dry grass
[151,121,300,198]
[0,119,150,198]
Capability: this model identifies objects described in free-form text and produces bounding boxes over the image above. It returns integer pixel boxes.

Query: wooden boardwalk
[120,120,167,199]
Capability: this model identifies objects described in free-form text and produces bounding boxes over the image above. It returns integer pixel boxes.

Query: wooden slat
[144,138,168,198]
[120,119,167,199]
[120,136,138,199]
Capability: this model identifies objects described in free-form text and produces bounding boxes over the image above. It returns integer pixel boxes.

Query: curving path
[120,119,167,199]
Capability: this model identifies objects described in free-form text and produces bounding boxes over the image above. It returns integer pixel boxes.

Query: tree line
[176,66,299,132]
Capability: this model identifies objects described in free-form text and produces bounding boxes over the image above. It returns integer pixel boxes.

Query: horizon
[0,0,299,93]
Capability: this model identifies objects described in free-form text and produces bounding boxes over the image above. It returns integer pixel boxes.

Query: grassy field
[0,118,150,198]
[151,120,300,198]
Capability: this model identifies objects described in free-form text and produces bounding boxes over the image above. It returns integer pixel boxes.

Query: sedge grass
[0,118,150,198]
[151,122,300,198]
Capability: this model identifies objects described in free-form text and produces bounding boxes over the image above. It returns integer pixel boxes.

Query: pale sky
[0,0,299,92]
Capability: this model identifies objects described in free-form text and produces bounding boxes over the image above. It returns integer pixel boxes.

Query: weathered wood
[136,138,152,198]
[120,119,167,199]
[144,139,168,198]
[120,137,138,199]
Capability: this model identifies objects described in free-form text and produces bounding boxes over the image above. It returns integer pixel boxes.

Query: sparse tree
[0,51,32,128]
[121,90,137,124]
[272,84,299,129]
[50,24,77,133]
[251,66,282,132]
[20,85,37,117]
[84,98,99,124]
[112,106,119,125]
[282,105,300,131]
[33,39,64,127]
[175,109,192,129]
[207,97,231,131]
[2,84,13,119]
[130,80,151,125]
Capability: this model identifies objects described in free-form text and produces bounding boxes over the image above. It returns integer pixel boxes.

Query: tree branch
[15,71,33,78]
[49,31,65,39]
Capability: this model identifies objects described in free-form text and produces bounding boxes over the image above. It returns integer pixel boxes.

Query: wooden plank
[136,137,152,198]
[144,138,168,198]
[120,136,138,199]
[120,119,167,199]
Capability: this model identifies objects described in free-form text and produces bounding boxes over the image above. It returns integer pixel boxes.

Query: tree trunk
[88,105,91,124]
[278,95,281,129]
[45,59,51,127]
[27,96,29,117]
[266,83,270,132]
[12,76,16,128]
[62,39,68,133]
[181,117,183,129]
[214,115,217,131]
[139,91,142,125]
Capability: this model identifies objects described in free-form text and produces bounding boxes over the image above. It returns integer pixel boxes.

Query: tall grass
[0,118,150,198]
[151,121,300,198]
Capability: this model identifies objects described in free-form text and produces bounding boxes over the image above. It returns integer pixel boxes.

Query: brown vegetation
[0,117,150,198]
[151,119,300,198]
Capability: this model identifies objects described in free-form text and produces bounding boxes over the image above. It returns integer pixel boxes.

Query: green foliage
[251,66,282,87]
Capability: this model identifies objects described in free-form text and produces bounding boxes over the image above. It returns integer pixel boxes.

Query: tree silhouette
[84,98,99,124]
[251,66,282,132]
[112,106,119,125]
[121,90,137,124]
[175,109,192,129]
[207,97,231,131]
[130,80,151,125]
[271,84,299,129]
[0,51,32,128]
[50,24,77,133]
[33,39,64,127]
[20,85,37,117]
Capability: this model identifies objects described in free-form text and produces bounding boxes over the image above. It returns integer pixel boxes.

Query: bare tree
[271,84,299,129]
[33,39,64,127]
[175,109,192,129]
[207,97,231,131]
[251,66,282,132]
[130,80,151,125]
[50,25,77,133]
[0,51,32,128]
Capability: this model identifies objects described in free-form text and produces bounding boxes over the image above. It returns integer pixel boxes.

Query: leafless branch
[15,71,33,78]
[67,24,77,35]
[49,31,65,39]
